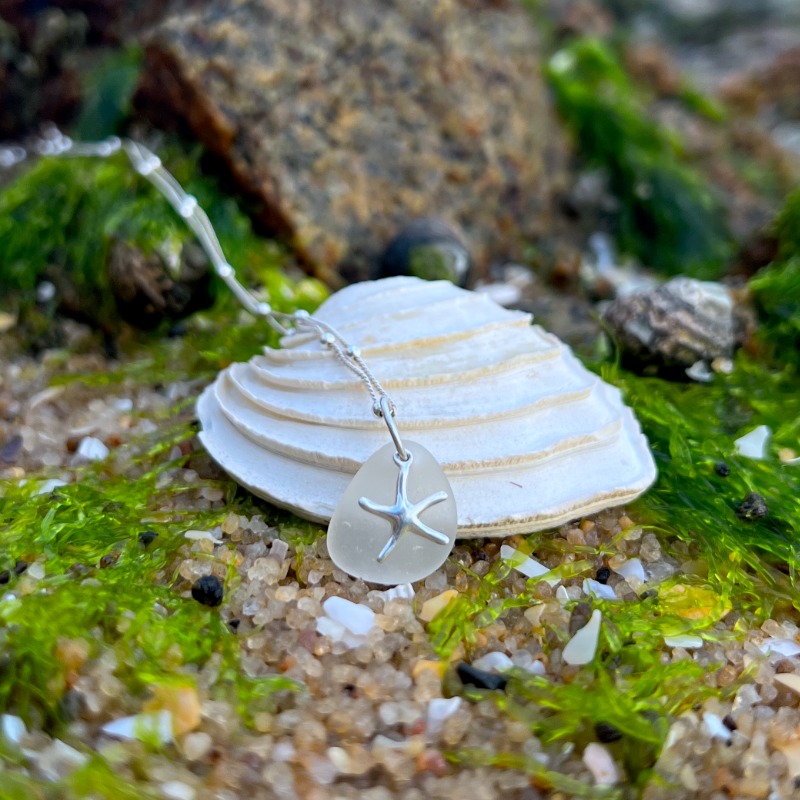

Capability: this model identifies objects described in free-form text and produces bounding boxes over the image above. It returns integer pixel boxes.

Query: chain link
[1,127,404,439]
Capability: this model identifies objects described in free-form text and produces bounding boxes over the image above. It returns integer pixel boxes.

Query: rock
[456,662,508,692]
[594,722,622,743]
[107,241,213,330]
[419,591,458,623]
[775,673,800,695]
[471,652,514,673]
[1,433,22,463]
[426,697,462,736]
[595,566,611,584]
[136,0,566,283]
[323,596,376,637]
[602,277,737,373]
[31,739,88,782]
[735,492,768,520]
[139,530,158,547]
[75,436,110,461]
[582,742,619,786]
[377,219,471,287]
[715,461,731,477]
[702,712,732,742]
[191,575,224,606]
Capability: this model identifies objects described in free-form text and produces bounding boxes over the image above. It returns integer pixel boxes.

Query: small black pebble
[794,776,800,790]
[1,434,23,464]
[595,566,611,584]
[228,619,240,631]
[343,683,357,695]
[595,722,623,743]
[99,553,118,568]
[192,575,224,607]
[722,714,737,731]
[138,530,158,547]
[715,461,731,477]
[14,560,27,575]
[736,492,768,521]
[640,589,657,600]
[456,662,508,692]
[0,570,9,585]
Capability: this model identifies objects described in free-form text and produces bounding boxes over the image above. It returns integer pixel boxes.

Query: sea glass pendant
[327,441,457,585]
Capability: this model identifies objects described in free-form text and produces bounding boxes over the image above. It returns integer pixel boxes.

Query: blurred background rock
[1,0,799,360]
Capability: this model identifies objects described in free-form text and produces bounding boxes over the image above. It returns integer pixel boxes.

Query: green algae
[750,186,800,361]
[0,405,298,731]
[547,38,733,278]
[428,315,800,790]
[0,142,325,332]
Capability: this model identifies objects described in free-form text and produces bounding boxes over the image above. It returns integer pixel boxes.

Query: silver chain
[1,126,407,454]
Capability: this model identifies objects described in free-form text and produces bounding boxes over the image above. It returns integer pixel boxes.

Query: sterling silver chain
[1,127,409,458]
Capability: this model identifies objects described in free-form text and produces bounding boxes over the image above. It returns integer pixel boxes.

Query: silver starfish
[359,451,450,563]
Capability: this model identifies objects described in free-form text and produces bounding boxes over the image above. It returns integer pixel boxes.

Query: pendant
[327,441,457,585]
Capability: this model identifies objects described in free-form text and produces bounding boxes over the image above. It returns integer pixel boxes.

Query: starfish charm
[359,450,450,563]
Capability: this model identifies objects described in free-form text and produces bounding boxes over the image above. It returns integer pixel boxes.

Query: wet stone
[595,722,623,743]
[1,433,23,463]
[736,492,768,520]
[191,575,224,607]
[0,570,9,585]
[715,461,731,477]
[456,662,509,692]
[14,560,27,576]
[595,566,611,584]
[139,530,158,547]
[137,0,567,283]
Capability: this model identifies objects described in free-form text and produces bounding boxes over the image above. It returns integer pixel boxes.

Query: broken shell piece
[583,742,620,786]
[734,425,771,460]
[664,634,703,649]
[198,276,656,537]
[603,276,735,369]
[563,609,602,666]
[501,545,560,586]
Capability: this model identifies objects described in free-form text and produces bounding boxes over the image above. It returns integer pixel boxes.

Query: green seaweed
[547,38,733,278]
[750,187,800,360]
[0,143,325,330]
[73,47,144,141]
[0,405,300,730]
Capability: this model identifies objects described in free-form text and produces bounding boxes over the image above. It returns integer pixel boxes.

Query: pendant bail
[377,396,408,461]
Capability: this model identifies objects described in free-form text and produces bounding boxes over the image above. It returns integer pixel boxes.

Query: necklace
[1,128,458,585]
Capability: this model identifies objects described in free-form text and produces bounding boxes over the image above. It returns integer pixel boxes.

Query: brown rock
[624,44,682,97]
[135,0,567,284]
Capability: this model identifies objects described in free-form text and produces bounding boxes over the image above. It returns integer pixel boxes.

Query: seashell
[602,276,735,371]
[197,276,656,537]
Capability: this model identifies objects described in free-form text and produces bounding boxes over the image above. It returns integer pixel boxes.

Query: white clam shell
[197,276,657,536]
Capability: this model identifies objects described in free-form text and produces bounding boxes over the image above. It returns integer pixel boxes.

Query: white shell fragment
[664,634,703,649]
[198,276,657,536]
[613,558,646,583]
[583,742,620,786]
[101,711,174,744]
[563,609,602,666]
[500,545,559,586]
[734,425,772,460]
[583,578,617,601]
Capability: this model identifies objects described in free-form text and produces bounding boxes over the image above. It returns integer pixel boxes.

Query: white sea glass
[327,441,457,585]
